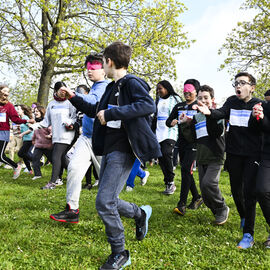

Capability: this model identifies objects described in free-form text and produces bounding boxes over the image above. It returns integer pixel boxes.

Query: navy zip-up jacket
[208,95,263,158]
[68,74,161,162]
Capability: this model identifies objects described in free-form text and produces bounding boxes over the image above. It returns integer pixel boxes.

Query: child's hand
[171,119,178,126]
[97,110,106,125]
[179,113,192,123]
[252,103,263,119]
[192,101,211,115]
[60,86,75,99]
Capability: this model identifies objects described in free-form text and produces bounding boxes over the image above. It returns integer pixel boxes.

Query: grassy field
[0,163,269,270]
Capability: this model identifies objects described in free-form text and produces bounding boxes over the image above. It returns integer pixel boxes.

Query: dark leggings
[50,143,69,183]
[158,139,176,185]
[226,153,258,236]
[178,146,200,206]
[85,164,98,185]
[18,141,33,171]
[32,147,52,177]
[0,140,17,168]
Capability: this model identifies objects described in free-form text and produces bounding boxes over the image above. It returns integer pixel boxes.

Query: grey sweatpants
[198,163,227,214]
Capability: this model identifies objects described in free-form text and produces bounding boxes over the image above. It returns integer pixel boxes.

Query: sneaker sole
[237,242,254,249]
[50,215,79,224]
[173,207,185,216]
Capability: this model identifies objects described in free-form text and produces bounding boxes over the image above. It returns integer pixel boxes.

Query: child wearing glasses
[194,72,263,249]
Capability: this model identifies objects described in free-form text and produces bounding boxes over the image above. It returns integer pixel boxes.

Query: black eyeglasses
[232,80,253,88]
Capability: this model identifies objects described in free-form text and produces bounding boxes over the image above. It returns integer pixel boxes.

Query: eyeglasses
[232,80,253,88]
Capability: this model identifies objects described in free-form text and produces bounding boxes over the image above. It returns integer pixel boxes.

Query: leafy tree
[0,0,192,106]
[219,0,270,97]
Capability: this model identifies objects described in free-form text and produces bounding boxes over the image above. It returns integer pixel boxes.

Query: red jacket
[0,102,27,131]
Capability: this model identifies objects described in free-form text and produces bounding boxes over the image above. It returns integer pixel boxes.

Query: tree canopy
[219,0,270,97]
[0,0,192,106]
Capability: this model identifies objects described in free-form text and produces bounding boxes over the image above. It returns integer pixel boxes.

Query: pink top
[32,126,53,149]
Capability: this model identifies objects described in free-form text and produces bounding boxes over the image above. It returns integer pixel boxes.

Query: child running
[184,85,229,224]
[0,84,34,179]
[60,41,161,270]
[194,72,262,249]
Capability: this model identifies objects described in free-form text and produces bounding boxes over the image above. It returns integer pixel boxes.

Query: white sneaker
[32,176,42,180]
[141,171,150,186]
[13,164,22,179]
[126,186,133,192]
[55,179,63,186]
[92,180,99,187]
[4,164,12,169]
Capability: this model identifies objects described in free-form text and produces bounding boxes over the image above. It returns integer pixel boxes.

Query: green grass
[0,164,269,269]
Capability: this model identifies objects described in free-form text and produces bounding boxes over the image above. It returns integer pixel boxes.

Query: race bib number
[195,121,208,139]
[107,104,121,129]
[0,113,6,122]
[229,109,251,127]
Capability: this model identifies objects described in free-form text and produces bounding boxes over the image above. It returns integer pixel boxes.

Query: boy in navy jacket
[61,42,161,270]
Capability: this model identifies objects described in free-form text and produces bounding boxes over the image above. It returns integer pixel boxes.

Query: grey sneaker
[187,196,203,210]
[13,164,22,179]
[215,206,230,225]
[163,182,176,195]
[42,182,56,190]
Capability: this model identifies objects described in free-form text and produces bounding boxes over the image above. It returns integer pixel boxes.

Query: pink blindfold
[183,84,196,93]
[87,61,103,70]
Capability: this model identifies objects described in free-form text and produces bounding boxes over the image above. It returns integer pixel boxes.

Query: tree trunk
[37,62,54,106]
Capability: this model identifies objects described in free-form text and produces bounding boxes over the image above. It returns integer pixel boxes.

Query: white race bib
[229,109,251,127]
[0,112,6,122]
[195,121,208,139]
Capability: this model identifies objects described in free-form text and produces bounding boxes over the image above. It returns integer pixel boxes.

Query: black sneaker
[50,204,79,223]
[187,196,203,210]
[82,183,93,190]
[100,250,131,270]
[173,204,186,216]
[135,205,152,241]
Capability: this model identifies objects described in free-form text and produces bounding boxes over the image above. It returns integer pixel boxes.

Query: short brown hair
[199,85,215,98]
[235,72,256,85]
[103,42,132,69]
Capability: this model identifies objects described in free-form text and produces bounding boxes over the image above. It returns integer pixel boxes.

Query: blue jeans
[96,151,142,253]
[126,158,146,188]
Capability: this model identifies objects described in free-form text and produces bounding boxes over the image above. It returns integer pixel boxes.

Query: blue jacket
[76,80,108,138]
[69,74,161,162]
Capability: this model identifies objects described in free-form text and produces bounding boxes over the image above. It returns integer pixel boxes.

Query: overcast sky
[176,0,257,104]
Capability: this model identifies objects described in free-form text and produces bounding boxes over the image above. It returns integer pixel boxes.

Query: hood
[120,74,151,93]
